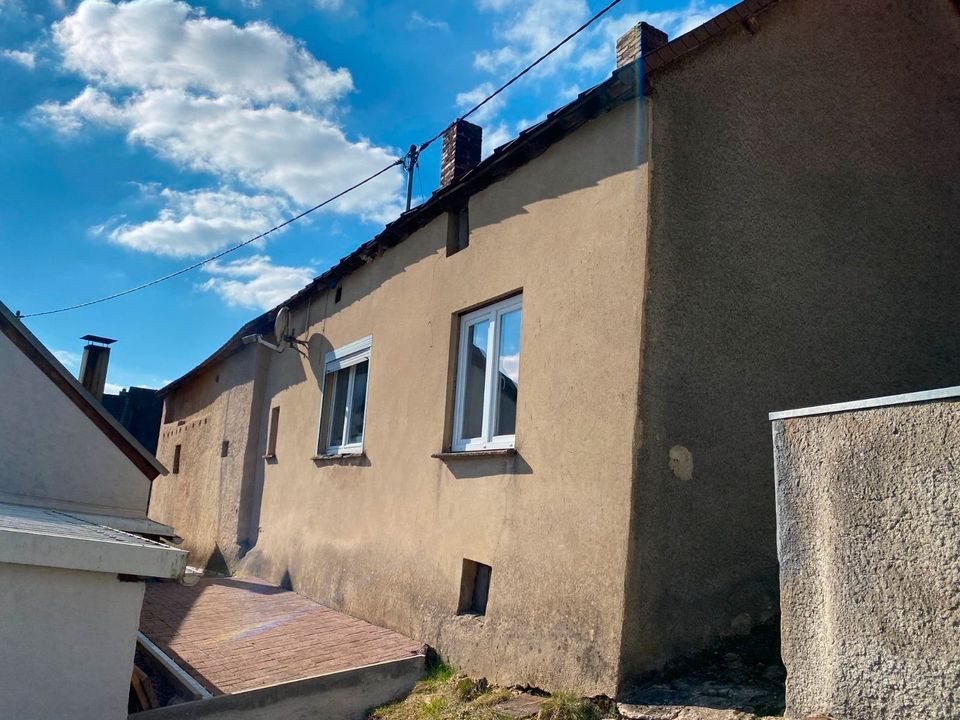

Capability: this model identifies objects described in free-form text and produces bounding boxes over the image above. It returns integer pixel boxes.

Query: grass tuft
[536,693,601,720]
[369,661,607,720]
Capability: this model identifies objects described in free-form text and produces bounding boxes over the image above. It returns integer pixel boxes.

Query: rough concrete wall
[773,402,960,719]
[150,345,268,570]
[0,331,151,516]
[621,0,960,685]
[134,656,424,720]
[0,562,145,720]
[196,101,648,696]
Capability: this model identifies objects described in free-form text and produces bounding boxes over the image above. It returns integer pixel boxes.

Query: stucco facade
[150,0,960,698]
[0,563,147,720]
[152,98,650,695]
[0,301,187,720]
[620,0,960,679]
[0,328,152,516]
[772,392,960,719]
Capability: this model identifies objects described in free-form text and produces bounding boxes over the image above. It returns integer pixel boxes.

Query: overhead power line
[19,161,402,319]
[19,0,625,320]
[416,0,625,154]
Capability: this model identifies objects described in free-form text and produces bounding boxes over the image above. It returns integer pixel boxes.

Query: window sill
[262,454,276,460]
[312,452,366,464]
[431,448,516,460]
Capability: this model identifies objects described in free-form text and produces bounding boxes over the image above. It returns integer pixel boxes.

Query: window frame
[452,295,522,452]
[319,335,372,456]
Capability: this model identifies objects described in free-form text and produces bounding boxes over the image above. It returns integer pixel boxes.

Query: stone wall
[772,393,960,719]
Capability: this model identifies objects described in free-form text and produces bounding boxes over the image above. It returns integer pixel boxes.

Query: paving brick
[140,577,422,695]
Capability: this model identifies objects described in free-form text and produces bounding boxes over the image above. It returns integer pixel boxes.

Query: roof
[0,299,168,478]
[162,0,781,396]
[0,502,187,578]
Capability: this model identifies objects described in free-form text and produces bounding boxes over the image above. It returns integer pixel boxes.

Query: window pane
[328,368,350,447]
[347,361,368,445]
[495,308,521,436]
[462,319,489,439]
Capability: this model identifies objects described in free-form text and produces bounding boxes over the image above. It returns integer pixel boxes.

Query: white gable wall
[0,331,151,517]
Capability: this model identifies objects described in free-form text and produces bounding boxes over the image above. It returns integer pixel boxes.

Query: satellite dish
[274,306,291,350]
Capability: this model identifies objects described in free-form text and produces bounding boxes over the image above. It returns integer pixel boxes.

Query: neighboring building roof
[0,502,186,578]
[0,299,167,479]
[161,0,781,397]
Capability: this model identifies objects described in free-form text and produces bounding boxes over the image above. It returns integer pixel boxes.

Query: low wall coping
[768,385,960,421]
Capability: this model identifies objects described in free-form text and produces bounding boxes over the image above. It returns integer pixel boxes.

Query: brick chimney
[78,334,116,401]
[616,21,668,69]
[440,119,482,188]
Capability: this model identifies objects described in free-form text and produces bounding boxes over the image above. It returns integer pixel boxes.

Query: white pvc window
[453,295,522,452]
[320,336,371,455]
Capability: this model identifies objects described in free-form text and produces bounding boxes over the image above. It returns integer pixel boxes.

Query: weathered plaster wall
[621,0,960,684]
[150,344,268,570]
[0,562,145,720]
[159,101,649,695]
[0,330,151,516]
[773,400,960,719]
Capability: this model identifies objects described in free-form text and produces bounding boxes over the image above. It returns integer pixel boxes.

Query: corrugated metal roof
[0,502,187,578]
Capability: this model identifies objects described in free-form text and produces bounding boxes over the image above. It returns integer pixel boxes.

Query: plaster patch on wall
[668,445,693,481]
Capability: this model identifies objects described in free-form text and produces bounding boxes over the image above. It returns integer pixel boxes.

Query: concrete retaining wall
[772,393,960,719]
[132,655,425,720]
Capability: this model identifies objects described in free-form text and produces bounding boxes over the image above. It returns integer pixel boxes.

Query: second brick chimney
[616,21,668,69]
[440,119,482,188]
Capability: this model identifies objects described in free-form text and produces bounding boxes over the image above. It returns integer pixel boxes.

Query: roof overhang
[0,503,187,579]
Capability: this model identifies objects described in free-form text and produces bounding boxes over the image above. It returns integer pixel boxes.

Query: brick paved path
[140,576,423,694]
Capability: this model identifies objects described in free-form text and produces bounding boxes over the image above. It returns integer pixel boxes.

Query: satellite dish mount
[241,306,305,353]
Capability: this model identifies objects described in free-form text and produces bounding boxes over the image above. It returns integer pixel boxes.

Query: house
[0,300,187,720]
[148,0,960,698]
[771,388,960,719]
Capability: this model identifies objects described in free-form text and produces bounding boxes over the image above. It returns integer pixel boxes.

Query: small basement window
[221,440,230,458]
[319,336,372,455]
[446,206,469,256]
[452,294,522,451]
[266,407,280,457]
[172,444,181,474]
[458,559,491,616]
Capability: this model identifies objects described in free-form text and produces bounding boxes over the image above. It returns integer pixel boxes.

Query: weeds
[368,661,608,720]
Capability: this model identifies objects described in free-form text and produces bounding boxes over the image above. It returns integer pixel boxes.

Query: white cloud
[36,0,407,295]
[2,48,35,68]
[455,82,506,125]
[52,0,352,105]
[104,382,126,394]
[408,11,448,31]
[314,0,343,9]
[482,121,512,158]
[470,0,727,116]
[199,254,315,310]
[109,187,289,257]
[53,349,81,371]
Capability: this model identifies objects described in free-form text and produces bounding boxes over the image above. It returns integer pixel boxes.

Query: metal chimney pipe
[78,335,116,401]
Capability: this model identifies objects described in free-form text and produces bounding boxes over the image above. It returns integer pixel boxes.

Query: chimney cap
[81,334,117,346]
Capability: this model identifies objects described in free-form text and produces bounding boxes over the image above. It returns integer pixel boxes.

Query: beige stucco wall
[621,0,960,683]
[151,344,269,571]
[0,562,145,720]
[773,401,960,719]
[155,100,649,695]
[0,331,151,516]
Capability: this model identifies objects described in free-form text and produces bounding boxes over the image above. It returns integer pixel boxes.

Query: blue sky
[0,0,724,391]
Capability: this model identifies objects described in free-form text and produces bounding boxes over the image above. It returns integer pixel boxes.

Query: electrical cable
[415,0,624,154]
[19,0,625,319]
[19,161,402,318]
